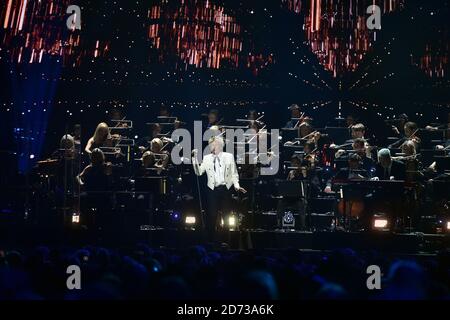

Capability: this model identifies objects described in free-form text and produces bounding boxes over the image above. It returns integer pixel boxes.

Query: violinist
[389,121,421,149]
[146,138,170,170]
[404,122,421,149]
[350,123,366,140]
[395,140,423,183]
[287,154,306,181]
[136,150,166,176]
[85,122,115,154]
[298,122,314,140]
[302,140,318,168]
[285,104,303,128]
[354,138,375,174]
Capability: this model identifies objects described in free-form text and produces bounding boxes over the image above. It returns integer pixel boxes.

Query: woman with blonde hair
[84,122,112,154]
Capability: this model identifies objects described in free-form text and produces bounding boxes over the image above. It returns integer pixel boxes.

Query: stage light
[373,214,389,231]
[228,215,236,227]
[72,213,80,224]
[446,221,450,231]
[282,211,295,229]
[185,216,196,225]
[374,219,388,228]
[170,211,181,221]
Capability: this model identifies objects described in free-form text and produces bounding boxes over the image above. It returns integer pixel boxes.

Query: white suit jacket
[192,152,240,191]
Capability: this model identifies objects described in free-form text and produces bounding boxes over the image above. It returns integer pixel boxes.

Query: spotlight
[185,216,196,225]
[221,214,238,230]
[228,215,236,227]
[374,219,388,228]
[72,213,80,224]
[170,211,181,221]
[372,214,389,231]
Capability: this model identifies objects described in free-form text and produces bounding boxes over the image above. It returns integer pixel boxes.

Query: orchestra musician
[391,113,409,137]
[333,153,369,182]
[192,136,246,240]
[346,114,356,128]
[76,148,113,227]
[350,123,366,140]
[389,121,421,149]
[77,148,112,191]
[285,104,303,128]
[84,122,115,154]
[146,138,170,170]
[394,140,427,184]
[346,124,372,158]
[335,138,375,175]
[206,109,221,128]
[108,108,128,128]
[71,124,81,153]
[374,148,406,181]
[298,122,314,140]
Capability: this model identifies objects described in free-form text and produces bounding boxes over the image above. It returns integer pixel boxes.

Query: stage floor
[1,225,449,254]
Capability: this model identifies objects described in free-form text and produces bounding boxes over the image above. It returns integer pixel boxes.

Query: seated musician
[303,140,316,158]
[289,152,322,196]
[108,108,128,128]
[77,148,112,192]
[139,123,162,150]
[84,122,114,154]
[333,154,369,182]
[287,154,305,181]
[404,122,421,149]
[335,138,375,175]
[285,104,302,128]
[397,140,424,182]
[298,122,314,140]
[247,109,258,121]
[346,114,356,128]
[389,121,420,149]
[207,109,221,128]
[76,148,112,227]
[136,150,167,176]
[350,123,366,140]
[147,138,170,170]
[374,148,406,181]
[390,113,409,137]
[53,134,76,160]
[71,124,81,153]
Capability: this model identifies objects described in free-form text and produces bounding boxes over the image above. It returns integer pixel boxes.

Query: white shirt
[213,153,226,187]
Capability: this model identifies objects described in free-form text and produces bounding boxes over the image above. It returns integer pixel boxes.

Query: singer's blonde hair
[208,136,224,149]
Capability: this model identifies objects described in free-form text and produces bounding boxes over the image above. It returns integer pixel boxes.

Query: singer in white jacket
[192,136,246,239]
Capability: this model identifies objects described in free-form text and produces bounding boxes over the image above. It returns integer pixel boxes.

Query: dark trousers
[205,185,232,240]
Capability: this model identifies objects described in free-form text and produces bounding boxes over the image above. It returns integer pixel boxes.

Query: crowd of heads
[0,245,449,300]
